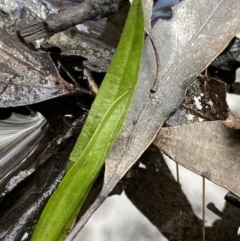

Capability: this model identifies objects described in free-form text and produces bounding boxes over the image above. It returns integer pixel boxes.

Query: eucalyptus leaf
[104,0,240,193]
[76,0,240,231]
[153,121,240,197]
[30,0,145,240]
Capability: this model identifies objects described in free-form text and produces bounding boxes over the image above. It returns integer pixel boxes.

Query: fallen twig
[19,0,124,43]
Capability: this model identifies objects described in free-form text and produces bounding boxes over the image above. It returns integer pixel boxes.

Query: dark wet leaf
[165,74,240,130]
[87,0,240,217]
[153,121,240,197]
[0,97,87,241]
[0,112,47,183]
[0,20,76,107]
[209,37,240,84]
[0,128,79,241]
[43,30,115,73]
[230,82,240,94]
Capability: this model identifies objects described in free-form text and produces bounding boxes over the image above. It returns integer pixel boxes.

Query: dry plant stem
[19,0,124,43]
[65,196,105,241]
[142,0,161,93]
[176,162,179,183]
[202,177,205,241]
[84,68,99,95]
[149,38,161,92]
[57,60,80,87]
[181,103,214,121]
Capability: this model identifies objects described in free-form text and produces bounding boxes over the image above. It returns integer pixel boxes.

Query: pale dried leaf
[223,111,240,129]
[79,0,240,226]
[101,0,240,198]
[154,121,240,197]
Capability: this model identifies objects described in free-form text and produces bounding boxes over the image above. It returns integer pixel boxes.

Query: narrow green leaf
[68,0,145,167]
[31,90,131,241]
[30,0,144,240]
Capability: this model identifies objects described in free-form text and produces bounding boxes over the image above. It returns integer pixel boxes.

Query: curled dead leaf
[223,111,240,129]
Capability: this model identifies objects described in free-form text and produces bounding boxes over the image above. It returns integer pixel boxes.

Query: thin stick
[202,177,206,241]
[19,0,124,43]
[65,194,105,241]
[176,162,179,183]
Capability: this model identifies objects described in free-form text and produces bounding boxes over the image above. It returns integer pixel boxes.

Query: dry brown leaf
[223,112,240,129]
[154,121,240,196]
[102,0,240,201]
[77,0,240,229]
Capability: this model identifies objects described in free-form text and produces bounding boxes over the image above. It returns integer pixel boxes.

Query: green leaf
[31,90,131,241]
[68,0,144,167]
[30,0,144,240]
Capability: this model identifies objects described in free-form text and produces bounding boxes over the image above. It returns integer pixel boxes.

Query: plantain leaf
[68,0,144,168]
[30,0,145,240]
[30,90,131,241]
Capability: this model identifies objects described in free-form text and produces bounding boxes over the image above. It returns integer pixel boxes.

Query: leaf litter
[153,57,240,200]
[74,0,240,232]
[1,1,239,238]
[0,9,87,108]
[154,121,240,197]
[30,0,145,240]
[165,75,229,126]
